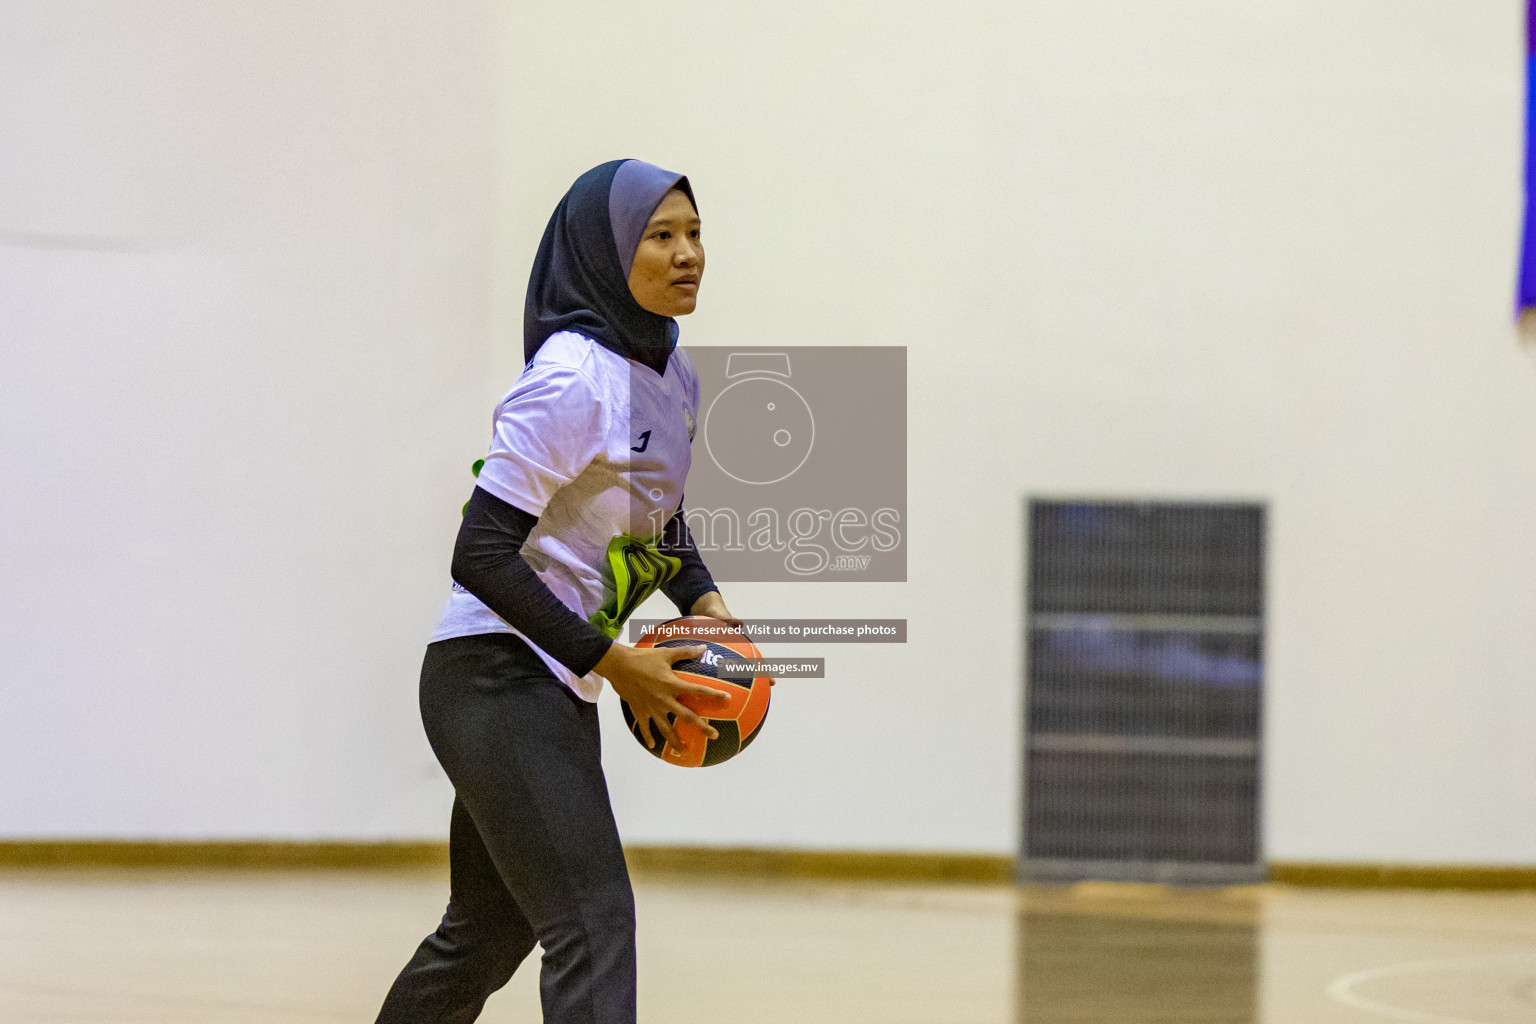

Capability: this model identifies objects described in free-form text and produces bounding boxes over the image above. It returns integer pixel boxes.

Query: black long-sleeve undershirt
[451,486,718,678]
[657,504,720,620]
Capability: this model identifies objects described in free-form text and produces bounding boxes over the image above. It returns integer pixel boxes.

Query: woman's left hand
[688,591,742,630]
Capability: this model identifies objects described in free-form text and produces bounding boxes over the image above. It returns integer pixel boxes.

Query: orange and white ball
[622,616,771,767]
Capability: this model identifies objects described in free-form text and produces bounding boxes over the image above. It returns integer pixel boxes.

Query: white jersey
[432,331,700,701]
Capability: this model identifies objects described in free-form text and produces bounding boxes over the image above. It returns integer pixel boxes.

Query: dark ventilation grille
[1024,501,1264,882]
[1029,502,1262,616]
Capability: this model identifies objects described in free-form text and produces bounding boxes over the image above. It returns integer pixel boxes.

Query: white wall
[3,1,1534,864]
[0,1,500,838]
[989,1,1536,865]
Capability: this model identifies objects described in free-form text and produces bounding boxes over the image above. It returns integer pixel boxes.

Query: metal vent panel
[1024,500,1264,877]
[1026,750,1259,864]
[1028,627,1260,739]
[1029,502,1263,616]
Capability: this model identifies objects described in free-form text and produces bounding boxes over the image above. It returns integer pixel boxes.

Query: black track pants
[375,633,637,1024]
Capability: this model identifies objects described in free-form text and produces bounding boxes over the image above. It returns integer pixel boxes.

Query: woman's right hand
[596,643,728,751]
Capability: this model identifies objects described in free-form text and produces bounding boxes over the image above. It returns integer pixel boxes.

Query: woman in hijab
[374,159,738,1024]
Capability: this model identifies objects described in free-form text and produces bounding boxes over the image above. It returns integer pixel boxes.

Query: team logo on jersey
[684,408,696,441]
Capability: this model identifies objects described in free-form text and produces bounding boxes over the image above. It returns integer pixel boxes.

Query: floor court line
[1325,954,1536,1024]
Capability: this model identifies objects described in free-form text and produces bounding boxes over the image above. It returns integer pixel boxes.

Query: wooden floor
[1,867,1533,1023]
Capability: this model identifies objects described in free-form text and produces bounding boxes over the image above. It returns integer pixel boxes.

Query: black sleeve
[450,486,614,678]
[658,508,719,617]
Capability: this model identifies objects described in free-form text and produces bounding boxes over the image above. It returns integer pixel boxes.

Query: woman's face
[627,189,704,317]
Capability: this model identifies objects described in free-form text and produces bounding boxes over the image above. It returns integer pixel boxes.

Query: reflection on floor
[1018,885,1259,1022]
[0,868,1532,1023]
